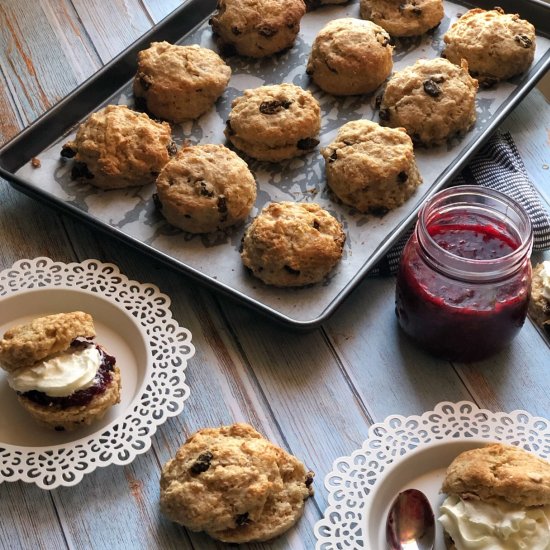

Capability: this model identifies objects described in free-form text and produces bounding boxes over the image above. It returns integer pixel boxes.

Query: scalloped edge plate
[314,401,550,549]
[0,257,195,489]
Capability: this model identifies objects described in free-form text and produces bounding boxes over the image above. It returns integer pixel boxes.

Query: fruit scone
[0,312,121,431]
[160,423,314,543]
[225,83,321,162]
[443,7,536,86]
[439,443,550,549]
[61,104,176,189]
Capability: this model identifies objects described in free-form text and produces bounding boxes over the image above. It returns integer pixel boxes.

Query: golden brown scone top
[0,312,95,372]
[442,443,550,507]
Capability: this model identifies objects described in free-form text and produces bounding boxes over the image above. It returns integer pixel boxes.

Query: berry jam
[20,341,116,408]
[395,187,532,362]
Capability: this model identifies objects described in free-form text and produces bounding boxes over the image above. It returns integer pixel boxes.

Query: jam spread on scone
[0,312,121,431]
[16,340,116,408]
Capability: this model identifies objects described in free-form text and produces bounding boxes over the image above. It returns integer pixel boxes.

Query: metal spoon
[386,489,435,550]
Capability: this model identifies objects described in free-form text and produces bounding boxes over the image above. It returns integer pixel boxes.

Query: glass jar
[395,185,533,362]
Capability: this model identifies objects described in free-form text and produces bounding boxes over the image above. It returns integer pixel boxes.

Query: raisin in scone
[61,104,175,189]
[443,7,536,86]
[133,42,231,122]
[305,0,349,10]
[226,83,321,162]
[379,57,478,147]
[439,443,550,549]
[241,201,345,287]
[155,144,257,233]
[322,120,422,214]
[306,18,393,96]
[0,312,121,431]
[160,423,314,543]
[529,261,550,335]
[360,0,444,37]
[209,0,306,58]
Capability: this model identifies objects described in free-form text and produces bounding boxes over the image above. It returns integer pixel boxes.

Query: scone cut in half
[306,18,393,96]
[241,201,346,287]
[529,260,550,334]
[225,83,321,162]
[0,312,121,431]
[61,104,176,189]
[379,57,478,147]
[134,42,231,122]
[155,143,257,234]
[321,119,422,214]
[160,423,314,543]
[443,7,536,86]
[439,443,550,549]
[209,0,306,58]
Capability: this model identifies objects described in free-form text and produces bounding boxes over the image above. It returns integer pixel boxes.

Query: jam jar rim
[416,185,533,283]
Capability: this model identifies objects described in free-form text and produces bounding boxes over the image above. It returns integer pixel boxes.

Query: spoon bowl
[386,488,435,550]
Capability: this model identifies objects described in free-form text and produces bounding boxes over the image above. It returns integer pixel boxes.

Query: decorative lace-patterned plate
[0,257,194,489]
[314,401,550,549]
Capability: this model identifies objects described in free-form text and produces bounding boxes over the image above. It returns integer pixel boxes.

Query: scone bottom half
[160,423,314,543]
[439,443,550,548]
[0,312,121,431]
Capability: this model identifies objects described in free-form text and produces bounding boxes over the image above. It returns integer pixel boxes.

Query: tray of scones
[1,0,549,327]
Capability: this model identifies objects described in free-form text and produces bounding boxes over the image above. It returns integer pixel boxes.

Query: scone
[529,261,550,334]
[321,120,422,214]
[241,201,345,287]
[61,104,175,189]
[439,443,550,549]
[306,18,393,96]
[133,42,231,122]
[443,8,536,85]
[155,144,257,233]
[209,0,306,58]
[379,57,478,146]
[0,312,121,431]
[226,83,321,162]
[160,423,314,543]
[360,0,444,37]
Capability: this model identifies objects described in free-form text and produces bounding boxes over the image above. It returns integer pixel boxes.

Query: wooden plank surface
[1,1,549,549]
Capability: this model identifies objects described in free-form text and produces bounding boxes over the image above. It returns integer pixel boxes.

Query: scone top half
[0,312,95,373]
[441,443,550,508]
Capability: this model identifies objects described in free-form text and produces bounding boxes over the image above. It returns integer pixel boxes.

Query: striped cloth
[371,131,550,276]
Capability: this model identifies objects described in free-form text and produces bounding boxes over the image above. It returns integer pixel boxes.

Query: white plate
[314,401,550,550]
[0,257,194,489]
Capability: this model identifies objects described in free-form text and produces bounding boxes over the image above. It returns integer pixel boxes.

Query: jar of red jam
[395,185,533,362]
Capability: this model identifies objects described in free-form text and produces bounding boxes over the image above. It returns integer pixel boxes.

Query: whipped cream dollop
[540,260,550,301]
[7,345,101,397]
[439,494,550,550]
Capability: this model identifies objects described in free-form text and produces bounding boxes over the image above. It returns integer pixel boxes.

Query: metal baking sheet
[1,0,549,328]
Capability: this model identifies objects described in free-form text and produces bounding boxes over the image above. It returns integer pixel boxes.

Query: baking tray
[1,0,549,329]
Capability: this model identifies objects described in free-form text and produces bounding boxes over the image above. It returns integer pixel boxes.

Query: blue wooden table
[0,1,549,548]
